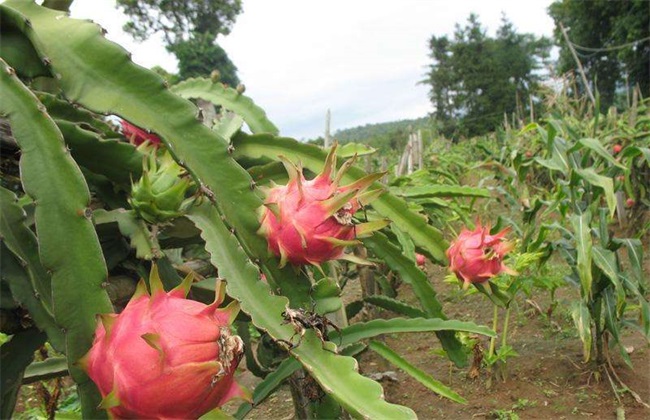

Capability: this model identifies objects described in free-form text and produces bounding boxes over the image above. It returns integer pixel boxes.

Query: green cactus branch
[1,0,311,307]
[187,202,418,419]
[171,77,279,135]
[363,231,467,366]
[37,92,118,137]
[94,209,162,260]
[0,328,46,418]
[0,187,65,352]
[0,57,112,418]
[231,132,450,264]
[0,8,49,78]
[55,120,142,185]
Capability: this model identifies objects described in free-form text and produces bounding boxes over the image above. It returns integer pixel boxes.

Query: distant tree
[548,0,650,109]
[167,34,239,86]
[116,0,242,83]
[425,14,551,138]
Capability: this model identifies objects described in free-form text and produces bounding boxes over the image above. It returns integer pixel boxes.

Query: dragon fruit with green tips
[258,144,388,267]
[446,222,516,289]
[80,266,250,419]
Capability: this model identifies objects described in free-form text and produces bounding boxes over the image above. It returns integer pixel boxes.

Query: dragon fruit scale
[446,222,516,289]
[258,144,389,267]
[80,266,250,419]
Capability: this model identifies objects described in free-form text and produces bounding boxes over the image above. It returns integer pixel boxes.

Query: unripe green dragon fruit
[258,144,388,267]
[130,148,193,223]
[80,266,250,419]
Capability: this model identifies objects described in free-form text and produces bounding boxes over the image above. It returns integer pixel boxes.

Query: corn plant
[0,1,496,418]
[517,104,650,376]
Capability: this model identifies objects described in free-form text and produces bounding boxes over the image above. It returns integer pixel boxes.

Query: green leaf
[94,209,162,260]
[199,408,234,420]
[362,232,467,366]
[0,187,65,351]
[23,357,68,384]
[536,135,570,175]
[0,246,65,352]
[612,238,643,284]
[391,224,416,261]
[592,246,624,308]
[170,77,279,135]
[234,343,366,419]
[602,288,632,368]
[337,142,376,158]
[213,112,244,142]
[232,132,449,263]
[571,301,592,363]
[0,10,49,78]
[311,277,342,315]
[0,56,112,418]
[37,92,117,136]
[364,295,427,318]
[573,138,626,169]
[570,212,593,298]
[333,317,495,346]
[0,328,46,418]
[574,168,616,218]
[55,120,142,185]
[187,203,417,419]
[235,357,300,419]
[397,185,491,199]
[368,340,467,404]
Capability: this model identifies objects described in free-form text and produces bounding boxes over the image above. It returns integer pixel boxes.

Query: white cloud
[69,0,556,140]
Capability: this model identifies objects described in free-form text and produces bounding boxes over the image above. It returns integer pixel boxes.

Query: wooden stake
[560,22,596,106]
[324,109,332,148]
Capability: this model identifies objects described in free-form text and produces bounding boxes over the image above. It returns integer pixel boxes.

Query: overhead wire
[569,36,650,53]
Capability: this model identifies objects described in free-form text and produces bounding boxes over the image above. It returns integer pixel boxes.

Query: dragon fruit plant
[0,1,496,418]
[81,266,249,419]
[447,222,519,378]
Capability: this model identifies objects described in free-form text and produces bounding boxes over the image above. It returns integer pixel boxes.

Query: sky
[69,0,556,140]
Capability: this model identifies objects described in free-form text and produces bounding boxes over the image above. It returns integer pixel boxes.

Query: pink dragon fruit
[80,266,250,419]
[121,119,162,147]
[415,253,427,268]
[258,144,388,267]
[446,222,516,288]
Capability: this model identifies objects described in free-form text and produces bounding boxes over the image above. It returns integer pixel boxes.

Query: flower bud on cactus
[130,150,193,223]
[80,266,250,419]
[121,119,162,147]
[258,144,388,267]
[415,253,426,267]
[446,222,516,289]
